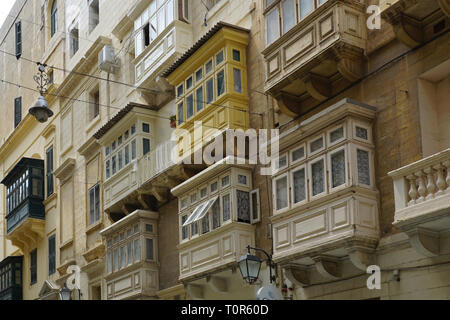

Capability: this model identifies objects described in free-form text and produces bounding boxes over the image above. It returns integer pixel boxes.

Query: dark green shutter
[15,21,22,59]
[14,97,22,128]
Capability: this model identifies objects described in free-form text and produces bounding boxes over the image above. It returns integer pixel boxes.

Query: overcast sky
[0,0,17,30]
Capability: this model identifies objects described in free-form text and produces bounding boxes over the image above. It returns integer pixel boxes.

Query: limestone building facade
[0,0,449,300]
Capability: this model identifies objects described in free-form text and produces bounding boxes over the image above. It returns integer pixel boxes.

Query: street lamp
[238,245,276,285]
[29,63,53,123]
[59,283,72,301]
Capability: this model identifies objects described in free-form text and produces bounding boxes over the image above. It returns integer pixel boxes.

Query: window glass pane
[196,68,203,82]
[222,176,230,187]
[331,150,346,188]
[167,0,174,24]
[132,140,137,160]
[330,127,344,143]
[196,87,203,112]
[118,151,123,170]
[127,242,132,265]
[177,84,184,97]
[125,145,130,165]
[146,239,154,260]
[233,68,242,93]
[107,252,112,273]
[212,200,220,229]
[113,249,118,272]
[202,215,210,234]
[120,247,126,269]
[205,60,213,74]
[216,50,224,65]
[134,239,140,262]
[210,182,218,193]
[312,159,325,196]
[181,216,188,240]
[357,150,371,185]
[356,126,368,140]
[222,194,231,222]
[282,0,296,34]
[266,7,280,45]
[177,102,184,125]
[157,8,165,34]
[237,190,250,223]
[200,188,207,198]
[142,123,150,133]
[186,94,194,118]
[310,137,323,153]
[232,49,241,62]
[143,138,151,156]
[206,79,214,104]
[293,168,306,203]
[300,0,314,19]
[112,156,116,175]
[131,125,136,135]
[292,147,305,162]
[89,188,95,224]
[275,176,288,210]
[186,76,193,91]
[191,221,198,236]
[217,70,225,96]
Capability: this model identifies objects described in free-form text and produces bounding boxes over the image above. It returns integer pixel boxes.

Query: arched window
[51,0,57,37]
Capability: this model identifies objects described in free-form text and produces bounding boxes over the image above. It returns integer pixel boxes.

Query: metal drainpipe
[106,72,111,121]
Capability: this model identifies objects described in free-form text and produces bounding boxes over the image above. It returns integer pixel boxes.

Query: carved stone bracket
[333,44,364,82]
[185,284,204,300]
[313,256,342,279]
[303,74,331,102]
[273,92,302,118]
[439,0,450,17]
[206,276,228,293]
[347,248,375,271]
[283,264,310,287]
[382,2,424,47]
[406,227,440,257]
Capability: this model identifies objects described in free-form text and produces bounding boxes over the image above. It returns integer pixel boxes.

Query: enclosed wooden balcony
[381,0,450,48]
[269,99,380,286]
[101,210,159,300]
[1,158,45,252]
[0,256,23,300]
[389,148,450,257]
[171,159,259,298]
[262,0,367,117]
[94,104,203,222]
[131,0,194,109]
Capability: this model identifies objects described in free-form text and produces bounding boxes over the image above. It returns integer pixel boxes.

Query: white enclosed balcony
[389,148,450,257]
[131,0,193,108]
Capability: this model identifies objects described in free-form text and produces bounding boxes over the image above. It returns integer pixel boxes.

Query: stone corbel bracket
[185,284,204,300]
[406,227,440,257]
[439,0,450,17]
[283,264,311,287]
[313,255,342,280]
[206,276,228,293]
[381,1,424,47]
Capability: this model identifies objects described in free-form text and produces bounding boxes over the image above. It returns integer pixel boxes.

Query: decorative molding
[303,74,331,101]
[54,158,76,181]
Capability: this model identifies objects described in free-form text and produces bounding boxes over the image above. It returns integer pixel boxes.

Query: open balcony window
[134,0,175,57]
